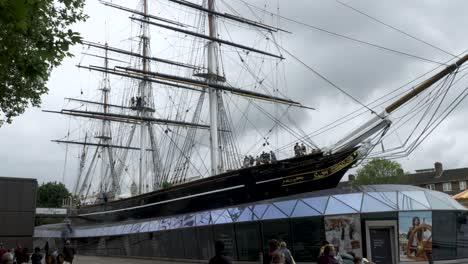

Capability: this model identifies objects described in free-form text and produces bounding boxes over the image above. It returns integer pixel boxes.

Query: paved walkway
[72,255,202,264]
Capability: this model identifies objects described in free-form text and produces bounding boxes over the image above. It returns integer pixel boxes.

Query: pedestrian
[317,245,338,264]
[353,256,362,264]
[16,247,30,264]
[1,249,14,264]
[270,151,277,162]
[0,243,6,260]
[208,241,232,264]
[341,251,354,264]
[31,247,43,264]
[300,143,306,156]
[293,143,300,157]
[62,240,75,264]
[56,253,65,264]
[45,253,56,264]
[319,240,330,257]
[279,241,295,264]
[264,239,284,264]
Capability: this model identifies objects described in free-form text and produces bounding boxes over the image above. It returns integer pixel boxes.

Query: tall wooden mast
[207,0,222,175]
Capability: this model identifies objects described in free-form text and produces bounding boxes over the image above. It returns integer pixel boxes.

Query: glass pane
[236,222,261,261]
[139,222,150,233]
[366,192,397,209]
[252,204,269,219]
[214,209,233,224]
[183,214,196,227]
[302,196,329,214]
[401,191,430,208]
[213,224,237,259]
[291,217,324,262]
[182,228,199,259]
[457,212,468,258]
[160,218,171,230]
[227,207,244,222]
[292,200,320,217]
[262,219,292,254]
[237,207,258,222]
[361,194,395,213]
[273,200,297,216]
[196,211,212,226]
[398,193,429,210]
[148,220,160,232]
[131,223,142,233]
[325,197,357,215]
[262,204,287,220]
[123,224,133,234]
[197,226,215,260]
[170,216,183,229]
[425,192,453,210]
[432,211,456,260]
[333,193,363,211]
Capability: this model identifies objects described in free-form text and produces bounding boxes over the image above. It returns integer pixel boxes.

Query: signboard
[325,215,362,256]
[399,211,432,262]
[36,207,67,215]
[370,228,393,264]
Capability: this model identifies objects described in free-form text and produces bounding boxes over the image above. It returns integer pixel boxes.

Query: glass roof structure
[34,185,466,238]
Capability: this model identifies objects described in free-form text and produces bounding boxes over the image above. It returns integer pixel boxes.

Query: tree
[37,182,71,208]
[352,158,409,185]
[0,0,87,125]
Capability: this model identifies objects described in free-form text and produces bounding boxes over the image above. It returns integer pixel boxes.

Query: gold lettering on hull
[281,151,358,187]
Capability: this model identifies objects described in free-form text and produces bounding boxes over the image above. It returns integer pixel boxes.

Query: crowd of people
[0,240,75,264]
[243,151,277,168]
[208,239,374,264]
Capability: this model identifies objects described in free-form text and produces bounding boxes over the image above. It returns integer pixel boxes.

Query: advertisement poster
[399,211,432,262]
[325,215,362,256]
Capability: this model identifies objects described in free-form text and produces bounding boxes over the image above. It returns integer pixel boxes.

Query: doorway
[365,221,397,264]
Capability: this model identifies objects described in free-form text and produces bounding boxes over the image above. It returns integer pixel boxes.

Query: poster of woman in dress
[324,215,362,256]
[398,211,432,262]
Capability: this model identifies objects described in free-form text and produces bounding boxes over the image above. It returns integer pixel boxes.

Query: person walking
[31,247,43,264]
[279,241,294,264]
[1,249,14,264]
[62,240,75,264]
[318,245,339,264]
[264,239,285,264]
[17,248,30,264]
[208,241,232,264]
[0,243,6,260]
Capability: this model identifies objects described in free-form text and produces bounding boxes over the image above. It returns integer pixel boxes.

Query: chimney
[434,162,443,178]
[349,174,355,181]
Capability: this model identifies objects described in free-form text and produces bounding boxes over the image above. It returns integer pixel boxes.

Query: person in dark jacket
[62,240,75,264]
[318,245,339,264]
[208,241,232,264]
[31,247,43,264]
[264,239,285,264]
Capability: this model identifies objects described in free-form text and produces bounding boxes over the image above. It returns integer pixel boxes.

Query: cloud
[1,0,468,193]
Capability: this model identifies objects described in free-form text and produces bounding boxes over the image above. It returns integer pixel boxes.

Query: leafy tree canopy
[0,0,87,125]
[353,158,409,185]
[37,181,71,208]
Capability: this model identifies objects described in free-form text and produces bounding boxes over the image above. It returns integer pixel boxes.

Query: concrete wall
[0,177,37,250]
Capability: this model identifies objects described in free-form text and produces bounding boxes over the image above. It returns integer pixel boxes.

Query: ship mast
[207,0,221,175]
[139,0,150,194]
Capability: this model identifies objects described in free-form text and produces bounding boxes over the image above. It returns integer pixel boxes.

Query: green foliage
[353,158,409,185]
[0,0,87,125]
[37,181,71,208]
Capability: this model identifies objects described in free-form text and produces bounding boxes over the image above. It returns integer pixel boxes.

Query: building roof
[407,167,468,185]
[35,184,467,239]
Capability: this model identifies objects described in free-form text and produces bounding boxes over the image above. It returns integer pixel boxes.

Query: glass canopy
[34,185,467,238]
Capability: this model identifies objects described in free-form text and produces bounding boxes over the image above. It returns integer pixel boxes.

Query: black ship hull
[75,148,359,223]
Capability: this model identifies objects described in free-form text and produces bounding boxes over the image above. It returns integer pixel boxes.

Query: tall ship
[47,0,468,223]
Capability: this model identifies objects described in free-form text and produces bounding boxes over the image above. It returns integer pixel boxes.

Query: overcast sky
[1,0,468,189]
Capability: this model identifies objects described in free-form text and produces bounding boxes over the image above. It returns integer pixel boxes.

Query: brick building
[407,162,468,196]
